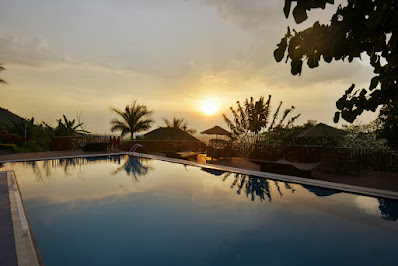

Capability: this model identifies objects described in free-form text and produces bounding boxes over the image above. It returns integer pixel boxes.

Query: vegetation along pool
[11,155,398,266]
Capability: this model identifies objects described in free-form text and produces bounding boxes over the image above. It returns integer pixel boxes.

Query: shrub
[0,143,16,152]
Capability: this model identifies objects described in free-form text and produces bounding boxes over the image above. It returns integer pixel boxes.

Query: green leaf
[283,0,292,18]
[291,59,303,75]
[355,108,363,116]
[336,97,346,110]
[274,47,285,63]
[346,84,355,94]
[307,56,319,68]
[274,38,287,62]
[333,112,340,123]
[293,5,308,24]
[323,55,333,63]
[342,110,356,123]
[369,76,378,90]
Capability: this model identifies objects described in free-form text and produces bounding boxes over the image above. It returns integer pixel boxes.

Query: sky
[0,0,377,139]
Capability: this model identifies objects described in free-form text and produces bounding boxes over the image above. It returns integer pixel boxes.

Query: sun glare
[201,99,218,116]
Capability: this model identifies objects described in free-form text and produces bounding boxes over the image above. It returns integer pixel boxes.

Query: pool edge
[3,166,43,266]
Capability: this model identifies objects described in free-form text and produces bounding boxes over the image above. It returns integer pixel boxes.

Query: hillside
[0,107,24,130]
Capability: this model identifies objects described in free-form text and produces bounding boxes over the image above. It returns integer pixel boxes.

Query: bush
[0,143,16,152]
[82,142,108,152]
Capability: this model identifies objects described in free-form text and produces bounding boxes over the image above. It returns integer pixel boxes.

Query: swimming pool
[10,155,398,265]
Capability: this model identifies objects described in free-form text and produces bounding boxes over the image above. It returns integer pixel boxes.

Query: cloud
[0,32,196,79]
[0,34,71,67]
[203,0,282,29]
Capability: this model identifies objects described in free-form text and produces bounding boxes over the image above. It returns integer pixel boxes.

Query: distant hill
[0,107,25,130]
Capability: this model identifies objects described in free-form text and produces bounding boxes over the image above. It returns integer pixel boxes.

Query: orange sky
[0,0,377,140]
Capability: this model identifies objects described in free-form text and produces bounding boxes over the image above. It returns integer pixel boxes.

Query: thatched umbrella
[201,126,231,137]
[301,185,341,197]
[297,123,348,138]
[200,168,227,176]
[201,125,231,142]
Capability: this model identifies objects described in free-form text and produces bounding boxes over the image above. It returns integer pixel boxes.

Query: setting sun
[200,99,219,116]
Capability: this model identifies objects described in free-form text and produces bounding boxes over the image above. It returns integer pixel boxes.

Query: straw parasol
[296,123,348,138]
[201,126,231,136]
[201,126,231,141]
[200,168,227,176]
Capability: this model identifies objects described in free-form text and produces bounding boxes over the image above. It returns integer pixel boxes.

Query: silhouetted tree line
[1,115,89,152]
[275,0,398,149]
[260,120,390,148]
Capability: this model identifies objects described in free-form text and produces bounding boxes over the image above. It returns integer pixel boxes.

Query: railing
[0,129,28,145]
[51,135,120,151]
[232,143,398,172]
[129,144,143,155]
[120,140,206,154]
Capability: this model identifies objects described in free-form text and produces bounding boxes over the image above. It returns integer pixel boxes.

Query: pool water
[11,155,398,266]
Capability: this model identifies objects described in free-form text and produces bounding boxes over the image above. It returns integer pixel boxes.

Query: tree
[162,117,197,134]
[339,120,388,149]
[7,117,35,138]
[0,64,6,84]
[110,100,154,140]
[7,117,54,151]
[223,95,300,144]
[377,99,398,149]
[52,115,89,136]
[260,120,317,145]
[113,157,153,181]
[378,198,398,221]
[274,0,398,123]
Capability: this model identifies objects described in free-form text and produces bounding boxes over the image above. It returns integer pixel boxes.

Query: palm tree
[0,64,7,84]
[113,157,153,181]
[110,100,154,140]
[54,115,90,136]
[223,95,300,144]
[162,117,197,134]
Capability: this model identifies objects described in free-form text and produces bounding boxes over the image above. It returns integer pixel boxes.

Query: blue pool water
[11,155,398,266]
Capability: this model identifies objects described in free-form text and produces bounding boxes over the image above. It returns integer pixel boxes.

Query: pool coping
[2,151,398,201]
[1,166,41,266]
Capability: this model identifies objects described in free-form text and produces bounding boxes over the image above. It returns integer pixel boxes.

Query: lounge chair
[219,146,232,159]
[320,153,337,174]
[206,146,220,160]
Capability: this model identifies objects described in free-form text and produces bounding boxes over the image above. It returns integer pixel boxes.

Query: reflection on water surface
[15,155,398,222]
[10,155,398,266]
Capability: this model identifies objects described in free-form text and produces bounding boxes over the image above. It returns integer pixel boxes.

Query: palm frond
[110,100,154,139]
[269,101,283,130]
[0,64,7,84]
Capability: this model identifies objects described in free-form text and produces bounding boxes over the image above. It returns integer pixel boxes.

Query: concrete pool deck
[0,170,17,266]
[1,165,41,265]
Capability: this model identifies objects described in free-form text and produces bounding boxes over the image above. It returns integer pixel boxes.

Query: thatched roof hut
[143,127,200,141]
